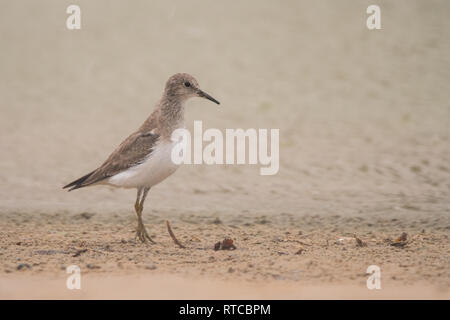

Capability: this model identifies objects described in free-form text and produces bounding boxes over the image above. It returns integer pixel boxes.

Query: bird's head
[164,73,220,105]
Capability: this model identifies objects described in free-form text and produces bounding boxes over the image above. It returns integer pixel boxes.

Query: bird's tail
[63,170,96,191]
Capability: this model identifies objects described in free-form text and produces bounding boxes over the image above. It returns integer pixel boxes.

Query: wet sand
[2,275,449,300]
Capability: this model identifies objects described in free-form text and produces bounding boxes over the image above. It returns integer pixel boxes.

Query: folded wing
[63,130,160,191]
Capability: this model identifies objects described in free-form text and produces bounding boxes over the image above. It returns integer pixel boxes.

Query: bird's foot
[135,223,156,244]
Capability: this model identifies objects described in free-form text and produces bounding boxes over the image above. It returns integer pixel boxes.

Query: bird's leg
[134,187,155,244]
[134,187,142,218]
[134,187,144,242]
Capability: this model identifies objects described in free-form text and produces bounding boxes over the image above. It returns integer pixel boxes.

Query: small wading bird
[63,73,220,244]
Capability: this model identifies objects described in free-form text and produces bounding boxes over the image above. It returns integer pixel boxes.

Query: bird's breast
[107,140,180,188]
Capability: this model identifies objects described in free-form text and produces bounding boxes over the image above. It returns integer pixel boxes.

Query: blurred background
[0,0,449,223]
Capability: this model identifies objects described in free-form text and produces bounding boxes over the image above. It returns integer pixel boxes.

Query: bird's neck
[158,95,185,134]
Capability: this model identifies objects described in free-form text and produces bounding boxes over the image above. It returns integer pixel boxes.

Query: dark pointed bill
[197,90,220,105]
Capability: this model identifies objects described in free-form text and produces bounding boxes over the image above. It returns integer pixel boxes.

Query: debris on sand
[145,264,157,270]
[222,238,236,250]
[391,241,408,248]
[72,249,88,257]
[35,249,68,255]
[295,248,304,255]
[354,234,367,247]
[395,232,408,242]
[74,212,95,220]
[390,232,408,247]
[190,235,201,242]
[17,263,31,271]
[214,238,236,251]
[335,237,353,245]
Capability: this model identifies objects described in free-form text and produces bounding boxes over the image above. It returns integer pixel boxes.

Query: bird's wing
[63,129,160,190]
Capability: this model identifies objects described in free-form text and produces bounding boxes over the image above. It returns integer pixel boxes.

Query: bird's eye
[184,81,191,87]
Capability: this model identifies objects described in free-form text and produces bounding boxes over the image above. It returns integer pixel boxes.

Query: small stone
[79,212,95,219]
[145,265,157,270]
[17,263,31,271]
[221,238,236,250]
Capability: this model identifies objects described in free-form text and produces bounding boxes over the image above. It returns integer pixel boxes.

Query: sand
[0,0,449,299]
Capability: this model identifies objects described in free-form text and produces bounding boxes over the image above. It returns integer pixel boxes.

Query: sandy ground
[0,213,449,299]
[0,0,449,299]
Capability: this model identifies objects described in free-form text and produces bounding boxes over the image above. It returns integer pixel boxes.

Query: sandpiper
[63,73,220,243]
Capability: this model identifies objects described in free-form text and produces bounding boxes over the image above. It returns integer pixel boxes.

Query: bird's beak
[197,89,220,105]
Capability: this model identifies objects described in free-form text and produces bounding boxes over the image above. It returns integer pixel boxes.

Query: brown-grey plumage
[63,118,161,191]
[63,73,219,243]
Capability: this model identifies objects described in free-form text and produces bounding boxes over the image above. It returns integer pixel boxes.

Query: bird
[63,73,220,243]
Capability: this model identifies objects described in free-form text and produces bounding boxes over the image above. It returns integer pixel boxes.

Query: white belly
[107,140,179,189]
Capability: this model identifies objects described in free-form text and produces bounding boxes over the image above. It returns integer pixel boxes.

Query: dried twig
[72,249,88,257]
[390,241,408,248]
[166,220,185,249]
[354,234,367,247]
